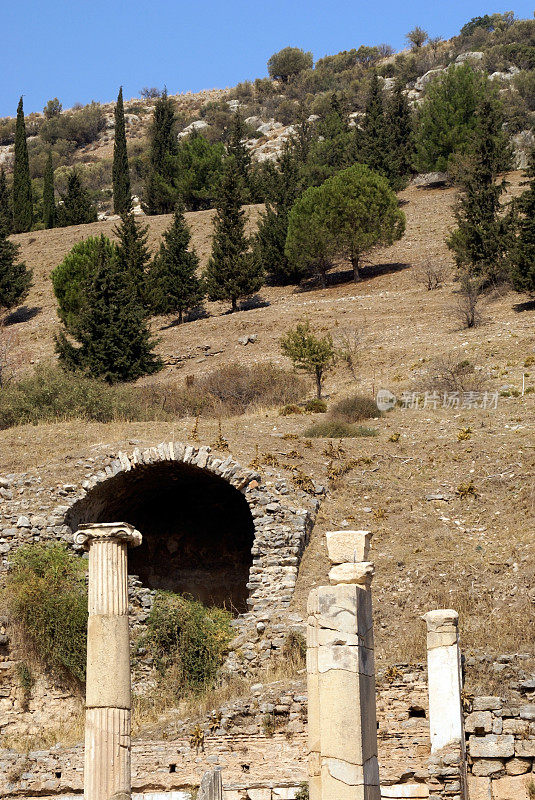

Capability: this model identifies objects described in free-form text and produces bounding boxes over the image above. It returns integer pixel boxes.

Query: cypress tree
[227,112,252,201]
[0,227,33,314]
[148,203,203,323]
[511,142,535,294]
[447,99,513,285]
[43,151,56,228]
[55,235,161,382]
[57,169,97,227]
[114,211,151,304]
[385,82,415,190]
[0,168,12,233]
[112,87,131,215]
[204,157,264,312]
[13,97,33,233]
[253,144,301,284]
[143,89,179,214]
[360,73,390,176]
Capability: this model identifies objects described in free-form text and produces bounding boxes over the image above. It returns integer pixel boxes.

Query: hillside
[1,173,534,691]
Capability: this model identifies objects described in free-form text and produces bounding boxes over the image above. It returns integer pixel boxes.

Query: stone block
[471,758,504,776]
[380,784,429,797]
[519,704,535,720]
[472,696,502,712]
[272,789,298,799]
[325,530,371,564]
[247,790,272,800]
[491,774,531,800]
[319,670,377,765]
[469,734,515,759]
[505,757,531,775]
[329,562,374,586]
[514,739,535,758]
[465,711,492,734]
[466,776,491,800]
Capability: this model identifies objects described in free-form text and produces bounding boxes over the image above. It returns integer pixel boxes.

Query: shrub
[295,784,310,800]
[280,403,304,416]
[267,47,313,82]
[330,395,380,423]
[140,591,232,694]
[7,543,87,684]
[304,421,378,438]
[304,398,327,413]
[416,355,488,394]
[199,363,307,415]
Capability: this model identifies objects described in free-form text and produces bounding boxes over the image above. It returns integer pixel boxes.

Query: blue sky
[2,1,534,117]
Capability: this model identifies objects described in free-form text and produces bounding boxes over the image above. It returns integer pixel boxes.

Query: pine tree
[114,211,151,304]
[227,112,252,201]
[204,157,263,312]
[0,227,33,314]
[253,144,301,284]
[55,235,161,382]
[302,94,355,187]
[385,82,415,190]
[112,87,131,215]
[143,89,179,214]
[447,99,513,284]
[43,151,56,229]
[57,169,97,227]
[148,203,203,323]
[0,168,12,233]
[12,97,33,233]
[511,142,535,294]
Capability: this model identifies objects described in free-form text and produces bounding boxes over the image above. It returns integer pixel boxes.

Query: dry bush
[334,327,363,380]
[415,355,489,394]
[330,394,381,423]
[452,277,487,329]
[200,363,307,415]
[413,261,447,290]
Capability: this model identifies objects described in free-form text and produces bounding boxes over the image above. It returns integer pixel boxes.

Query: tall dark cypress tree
[55,235,161,382]
[204,157,264,312]
[253,144,301,284]
[148,203,203,323]
[13,97,33,233]
[112,87,131,214]
[57,169,97,227]
[511,142,535,294]
[114,211,151,304]
[227,112,252,202]
[143,89,179,214]
[360,73,390,175]
[43,151,56,229]
[0,227,32,313]
[0,168,12,232]
[447,99,513,285]
[385,82,415,190]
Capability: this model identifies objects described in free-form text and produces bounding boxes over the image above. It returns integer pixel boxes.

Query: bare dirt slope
[2,176,534,685]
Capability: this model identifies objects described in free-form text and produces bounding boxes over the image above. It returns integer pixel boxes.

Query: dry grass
[0,709,84,753]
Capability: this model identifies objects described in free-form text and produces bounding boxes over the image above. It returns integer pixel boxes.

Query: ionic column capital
[75,522,142,549]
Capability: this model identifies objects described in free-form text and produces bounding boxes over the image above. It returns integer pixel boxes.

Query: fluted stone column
[423,609,468,800]
[75,522,142,800]
[307,530,380,800]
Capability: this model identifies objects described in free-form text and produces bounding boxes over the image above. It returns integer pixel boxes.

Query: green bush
[330,395,380,423]
[140,592,232,694]
[304,421,378,438]
[304,398,327,413]
[7,543,88,684]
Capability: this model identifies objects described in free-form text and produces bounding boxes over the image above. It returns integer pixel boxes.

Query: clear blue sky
[2,1,534,117]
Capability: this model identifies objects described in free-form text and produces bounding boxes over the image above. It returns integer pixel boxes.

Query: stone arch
[60,442,318,620]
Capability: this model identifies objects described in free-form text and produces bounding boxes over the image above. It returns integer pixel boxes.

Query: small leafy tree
[286,164,405,284]
[112,86,131,215]
[57,169,97,226]
[13,97,33,233]
[204,157,263,311]
[175,131,225,211]
[43,151,56,228]
[510,142,535,294]
[281,320,335,399]
[148,203,203,323]
[43,97,62,119]
[0,226,32,315]
[406,26,428,49]
[55,235,161,382]
[267,47,313,82]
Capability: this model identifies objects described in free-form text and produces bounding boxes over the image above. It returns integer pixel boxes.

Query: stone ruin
[0,442,534,799]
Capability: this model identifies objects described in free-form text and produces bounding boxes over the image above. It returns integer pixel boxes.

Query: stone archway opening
[66,461,255,614]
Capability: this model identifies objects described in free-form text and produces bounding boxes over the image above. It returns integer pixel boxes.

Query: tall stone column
[423,609,468,800]
[307,530,380,800]
[75,522,142,800]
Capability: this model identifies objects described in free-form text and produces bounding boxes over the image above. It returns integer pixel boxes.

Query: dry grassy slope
[2,175,535,684]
